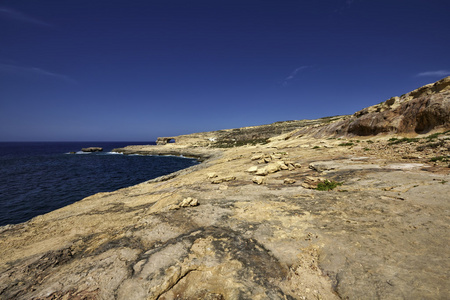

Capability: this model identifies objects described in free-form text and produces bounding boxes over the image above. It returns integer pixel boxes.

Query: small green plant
[388,137,419,145]
[416,141,444,151]
[364,148,371,151]
[366,140,374,144]
[338,142,354,147]
[316,180,343,191]
[425,133,442,140]
[430,156,450,162]
[313,146,320,149]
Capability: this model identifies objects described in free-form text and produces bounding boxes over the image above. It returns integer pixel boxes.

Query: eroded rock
[283,178,296,184]
[301,176,326,189]
[179,197,199,207]
[252,176,265,185]
[246,166,258,173]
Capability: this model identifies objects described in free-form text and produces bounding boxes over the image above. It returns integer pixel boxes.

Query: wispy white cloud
[0,6,50,26]
[282,66,308,86]
[416,70,450,77]
[0,63,75,83]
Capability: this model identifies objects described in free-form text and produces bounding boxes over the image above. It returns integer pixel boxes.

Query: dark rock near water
[81,147,103,152]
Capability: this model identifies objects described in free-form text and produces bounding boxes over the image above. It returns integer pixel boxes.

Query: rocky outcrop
[156,137,176,145]
[81,147,103,152]
[289,76,450,138]
[351,76,450,134]
[112,145,222,162]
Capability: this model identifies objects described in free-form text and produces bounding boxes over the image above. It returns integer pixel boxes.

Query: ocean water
[0,142,198,226]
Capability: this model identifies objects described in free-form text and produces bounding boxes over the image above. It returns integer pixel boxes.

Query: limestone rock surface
[1,77,450,300]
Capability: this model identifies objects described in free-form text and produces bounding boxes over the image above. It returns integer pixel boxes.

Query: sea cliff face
[1,78,449,299]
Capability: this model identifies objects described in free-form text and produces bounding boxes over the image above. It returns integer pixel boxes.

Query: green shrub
[316,180,343,191]
[338,142,354,147]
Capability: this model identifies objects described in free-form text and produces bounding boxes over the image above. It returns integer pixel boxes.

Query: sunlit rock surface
[1,77,449,299]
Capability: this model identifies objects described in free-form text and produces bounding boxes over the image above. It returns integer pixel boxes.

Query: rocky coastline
[0,77,449,299]
[111,145,222,162]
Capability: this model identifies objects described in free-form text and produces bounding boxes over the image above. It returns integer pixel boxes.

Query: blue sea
[0,142,198,226]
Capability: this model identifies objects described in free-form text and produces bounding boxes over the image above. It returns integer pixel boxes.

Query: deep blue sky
[1,0,449,141]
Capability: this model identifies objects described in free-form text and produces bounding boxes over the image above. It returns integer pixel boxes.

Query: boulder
[271,153,282,160]
[179,197,199,207]
[266,163,281,174]
[169,197,199,210]
[252,176,265,185]
[246,166,258,173]
[284,178,296,184]
[207,173,218,179]
[275,161,289,170]
[251,154,264,161]
[255,167,269,176]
